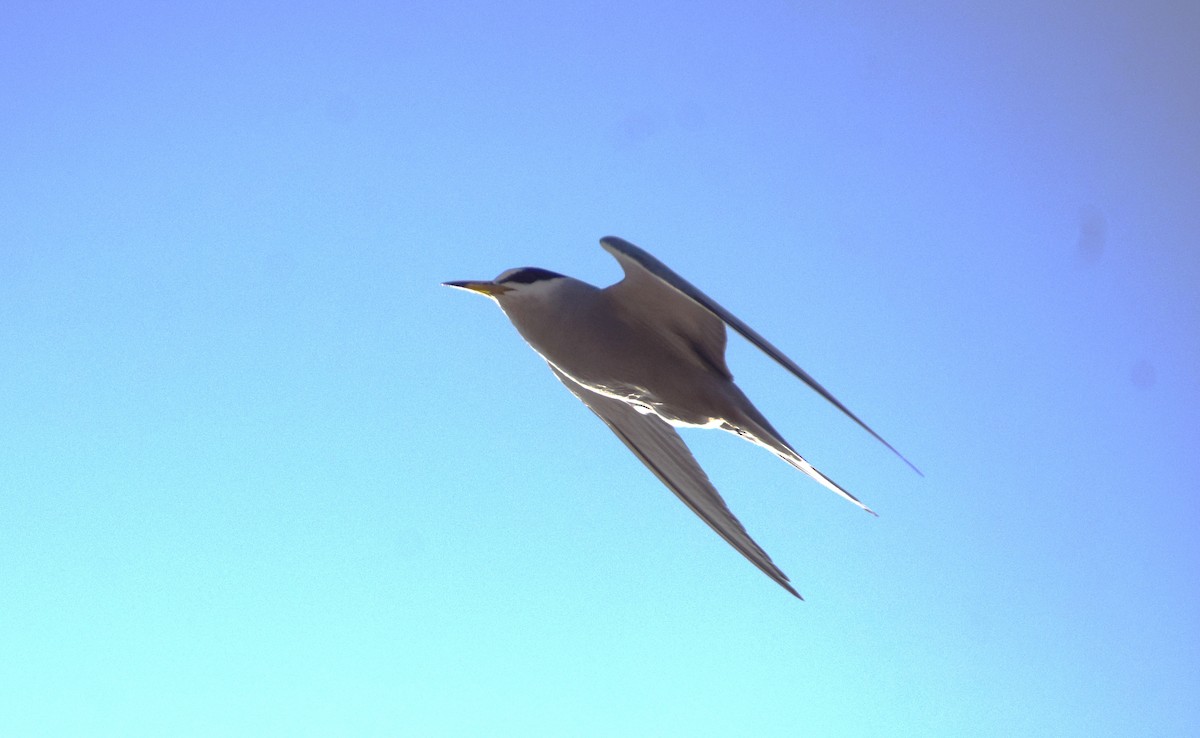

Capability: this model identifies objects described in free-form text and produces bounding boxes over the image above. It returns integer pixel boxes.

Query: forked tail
[724,403,877,516]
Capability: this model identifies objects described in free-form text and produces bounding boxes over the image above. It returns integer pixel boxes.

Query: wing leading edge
[599,236,922,477]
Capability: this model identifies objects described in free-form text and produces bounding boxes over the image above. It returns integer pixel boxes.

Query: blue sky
[2,1,1197,735]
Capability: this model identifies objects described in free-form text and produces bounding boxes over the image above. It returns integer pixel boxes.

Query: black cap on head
[497,267,564,285]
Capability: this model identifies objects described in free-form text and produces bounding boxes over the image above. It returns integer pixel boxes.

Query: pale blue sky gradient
[2,2,1197,736]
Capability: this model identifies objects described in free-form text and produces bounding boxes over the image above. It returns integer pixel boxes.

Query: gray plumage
[444,236,918,599]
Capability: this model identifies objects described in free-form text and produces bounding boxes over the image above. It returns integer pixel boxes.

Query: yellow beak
[441,280,511,297]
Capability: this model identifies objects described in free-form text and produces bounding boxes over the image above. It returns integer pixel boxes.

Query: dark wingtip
[893,449,924,477]
[865,429,923,478]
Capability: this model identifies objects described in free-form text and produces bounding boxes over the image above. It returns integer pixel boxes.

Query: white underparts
[551,361,723,429]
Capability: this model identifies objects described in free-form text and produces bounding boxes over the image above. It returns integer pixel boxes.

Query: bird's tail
[723,393,877,516]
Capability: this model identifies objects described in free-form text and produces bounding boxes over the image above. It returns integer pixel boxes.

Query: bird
[443,236,919,599]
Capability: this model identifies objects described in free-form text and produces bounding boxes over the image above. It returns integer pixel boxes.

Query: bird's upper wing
[600,236,921,476]
[600,240,732,380]
[548,365,801,599]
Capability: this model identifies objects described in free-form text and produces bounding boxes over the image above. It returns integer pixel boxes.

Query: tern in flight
[444,236,918,598]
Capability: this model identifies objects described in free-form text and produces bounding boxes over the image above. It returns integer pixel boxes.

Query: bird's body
[501,276,729,427]
[445,237,918,599]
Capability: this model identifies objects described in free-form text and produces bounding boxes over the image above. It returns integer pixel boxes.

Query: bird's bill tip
[441,280,510,297]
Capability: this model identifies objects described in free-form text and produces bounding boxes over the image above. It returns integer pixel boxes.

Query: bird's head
[442,267,567,303]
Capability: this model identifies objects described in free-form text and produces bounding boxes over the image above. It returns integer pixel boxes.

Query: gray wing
[548,365,802,599]
[600,235,922,476]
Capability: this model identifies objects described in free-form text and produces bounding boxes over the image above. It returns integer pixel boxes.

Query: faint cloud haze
[1129,359,1157,389]
[1076,206,1107,264]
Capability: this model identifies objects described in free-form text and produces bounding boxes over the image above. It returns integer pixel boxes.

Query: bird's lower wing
[548,365,801,599]
[600,235,921,476]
